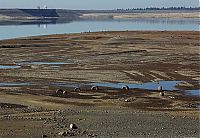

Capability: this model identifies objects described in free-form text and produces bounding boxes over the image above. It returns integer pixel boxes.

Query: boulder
[70,123,78,129]
[91,86,99,91]
[121,85,129,90]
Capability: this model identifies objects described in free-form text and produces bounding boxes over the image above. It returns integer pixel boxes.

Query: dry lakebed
[0,31,199,137]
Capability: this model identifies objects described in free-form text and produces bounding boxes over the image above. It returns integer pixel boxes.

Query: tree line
[116,7,200,11]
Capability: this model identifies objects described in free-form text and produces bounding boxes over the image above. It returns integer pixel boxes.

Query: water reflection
[37,24,48,29]
[0,18,199,40]
[0,65,21,69]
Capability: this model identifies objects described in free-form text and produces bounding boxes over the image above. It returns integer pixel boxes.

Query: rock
[63,91,67,95]
[125,99,131,102]
[159,92,164,96]
[158,86,163,91]
[121,85,129,90]
[42,134,47,138]
[70,123,78,129]
[74,87,81,92]
[91,86,99,91]
[169,96,175,99]
[58,131,67,136]
[56,89,63,94]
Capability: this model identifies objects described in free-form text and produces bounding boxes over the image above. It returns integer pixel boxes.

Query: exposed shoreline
[0,31,199,137]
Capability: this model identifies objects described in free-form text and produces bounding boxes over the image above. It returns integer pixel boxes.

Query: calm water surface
[0,18,199,40]
[0,81,199,96]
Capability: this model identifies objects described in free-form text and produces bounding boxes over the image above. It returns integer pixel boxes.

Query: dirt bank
[81,12,200,19]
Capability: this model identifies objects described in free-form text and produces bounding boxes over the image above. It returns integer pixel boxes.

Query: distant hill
[0,8,199,19]
[0,8,199,25]
[0,9,81,19]
[116,7,200,11]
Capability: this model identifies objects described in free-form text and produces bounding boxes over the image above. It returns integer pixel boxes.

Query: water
[0,61,75,70]
[185,90,200,96]
[0,65,21,69]
[0,82,30,86]
[0,18,199,40]
[90,81,180,90]
[90,81,200,96]
[17,61,74,65]
[0,80,199,96]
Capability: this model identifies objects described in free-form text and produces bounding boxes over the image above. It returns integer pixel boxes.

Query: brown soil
[0,31,199,137]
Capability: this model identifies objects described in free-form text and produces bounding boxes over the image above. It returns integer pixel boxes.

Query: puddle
[0,82,30,87]
[185,90,200,96]
[0,80,199,97]
[0,65,20,69]
[197,104,200,109]
[90,81,200,96]
[90,81,181,90]
[17,61,75,66]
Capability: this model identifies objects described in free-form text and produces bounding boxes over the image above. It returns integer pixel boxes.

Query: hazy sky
[0,0,199,9]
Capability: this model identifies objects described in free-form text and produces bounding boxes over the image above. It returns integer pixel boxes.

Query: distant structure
[37,5,47,9]
[44,5,47,9]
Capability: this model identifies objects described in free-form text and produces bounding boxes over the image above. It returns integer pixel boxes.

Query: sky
[0,0,199,9]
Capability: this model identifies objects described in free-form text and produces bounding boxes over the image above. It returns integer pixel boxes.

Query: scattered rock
[58,131,66,136]
[169,96,175,99]
[182,103,197,108]
[124,98,136,102]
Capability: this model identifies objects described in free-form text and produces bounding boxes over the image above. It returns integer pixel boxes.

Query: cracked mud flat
[0,31,199,137]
